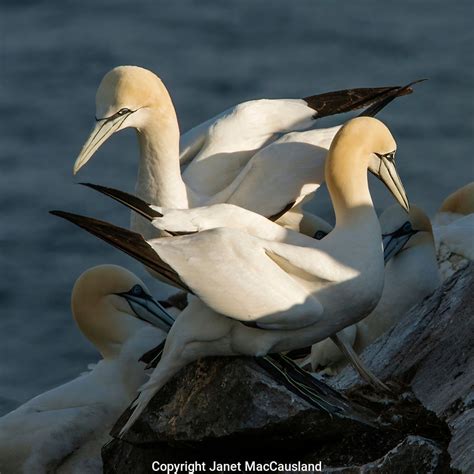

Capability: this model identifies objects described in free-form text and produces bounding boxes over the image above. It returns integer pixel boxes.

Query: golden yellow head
[95,66,170,118]
[74,65,176,174]
[327,117,409,212]
[71,264,168,359]
[332,116,397,157]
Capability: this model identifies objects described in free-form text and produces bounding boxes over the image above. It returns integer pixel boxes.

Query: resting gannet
[0,265,169,474]
[73,66,415,238]
[53,116,410,433]
[309,205,440,373]
[432,182,474,280]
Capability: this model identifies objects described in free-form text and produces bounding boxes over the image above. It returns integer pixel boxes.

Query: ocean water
[0,0,472,415]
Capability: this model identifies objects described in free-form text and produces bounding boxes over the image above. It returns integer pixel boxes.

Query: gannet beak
[382,221,418,263]
[73,114,129,175]
[369,154,410,212]
[120,292,175,332]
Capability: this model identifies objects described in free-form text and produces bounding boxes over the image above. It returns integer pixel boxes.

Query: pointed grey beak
[369,154,410,212]
[121,293,175,332]
[382,221,418,263]
[73,113,130,175]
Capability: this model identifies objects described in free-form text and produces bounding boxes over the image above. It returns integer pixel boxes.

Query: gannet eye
[117,108,131,116]
[375,151,396,162]
[402,222,412,233]
[314,230,327,240]
[130,284,145,297]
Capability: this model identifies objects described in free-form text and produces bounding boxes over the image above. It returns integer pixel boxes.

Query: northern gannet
[73,66,414,238]
[309,205,440,373]
[432,182,474,280]
[0,265,170,474]
[53,116,410,433]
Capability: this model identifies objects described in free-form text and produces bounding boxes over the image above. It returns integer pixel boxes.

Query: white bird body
[432,182,474,280]
[0,266,168,474]
[57,116,411,433]
[310,205,440,373]
[74,66,412,240]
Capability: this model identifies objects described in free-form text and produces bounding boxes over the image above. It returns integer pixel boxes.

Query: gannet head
[381,204,433,262]
[71,264,171,359]
[74,66,174,174]
[328,117,409,212]
[439,182,474,215]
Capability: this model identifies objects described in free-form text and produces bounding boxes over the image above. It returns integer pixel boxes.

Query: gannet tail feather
[330,334,392,393]
[304,84,413,119]
[257,354,376,425]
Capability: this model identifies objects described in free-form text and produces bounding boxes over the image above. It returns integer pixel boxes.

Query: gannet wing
[50,212,324,327]
[79,181,308,235]
[210,128,332,217]
[79,183,319,244]
[179,85,412,195]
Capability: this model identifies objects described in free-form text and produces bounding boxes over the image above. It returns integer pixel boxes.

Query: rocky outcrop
[103,358,381,472]
[325,436,448,473]
[334,262,473,473]
[103,264,473,473]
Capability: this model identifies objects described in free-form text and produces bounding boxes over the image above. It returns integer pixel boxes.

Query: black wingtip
[50,209,188,291]
[304,85,401,119]
[304,81,426,120]
[358,79,426,117]
[78,182,163,220]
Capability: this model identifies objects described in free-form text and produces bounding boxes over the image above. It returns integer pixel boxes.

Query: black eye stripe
[96,108,133,122]
[375,150,396,162]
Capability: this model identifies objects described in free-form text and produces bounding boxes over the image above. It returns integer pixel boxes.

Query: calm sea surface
[0,0,472,414]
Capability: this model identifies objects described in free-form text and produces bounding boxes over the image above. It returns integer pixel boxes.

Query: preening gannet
[73,66,414,238]
[432,182,474,280]
[309,205,440,373]
[0,265,169,474]
[53,116,410,434]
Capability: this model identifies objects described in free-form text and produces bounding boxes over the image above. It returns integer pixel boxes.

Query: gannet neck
[136,108,188,209]
[325,117,400,227]
[325,139,374,227]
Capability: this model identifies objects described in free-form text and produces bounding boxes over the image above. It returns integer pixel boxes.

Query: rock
[325,436,448,473]
[103,357,380,473]
[334,263,474,472]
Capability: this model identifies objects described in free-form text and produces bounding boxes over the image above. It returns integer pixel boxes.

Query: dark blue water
[0,0,472,414]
